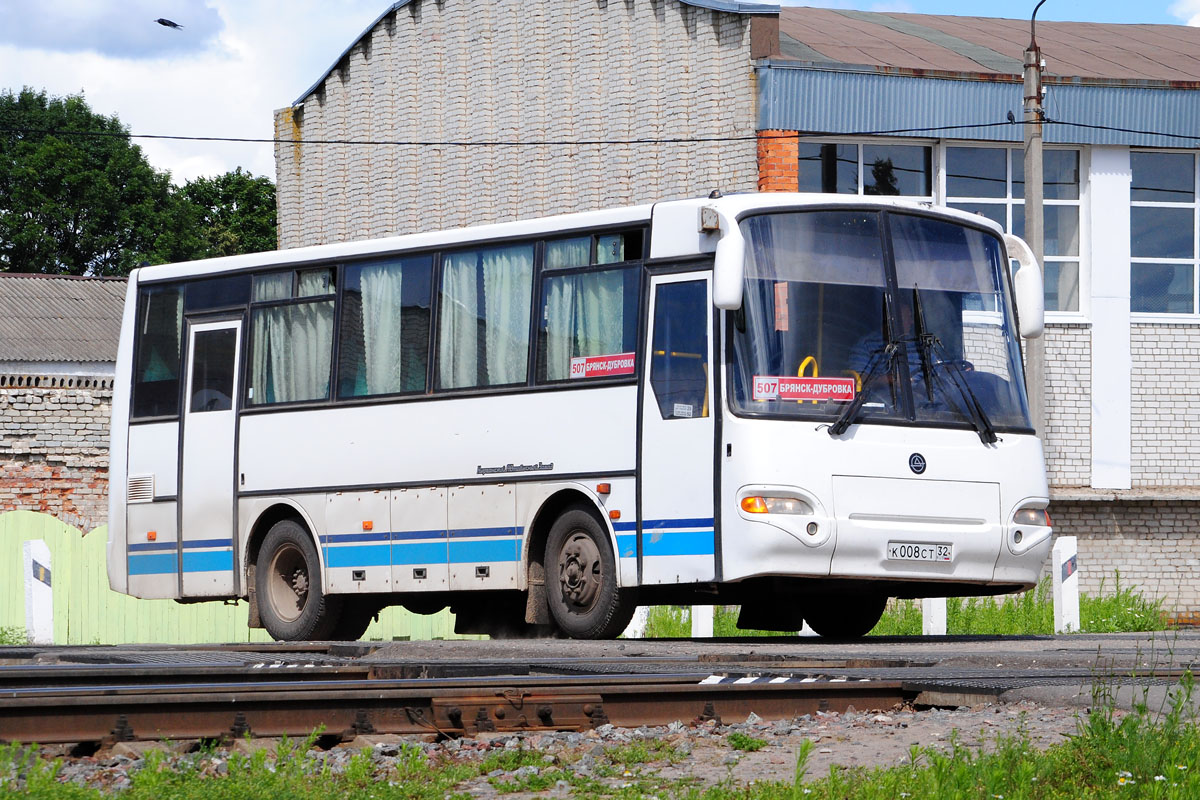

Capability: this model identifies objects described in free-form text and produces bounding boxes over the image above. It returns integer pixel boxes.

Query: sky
[2,0,1198,186]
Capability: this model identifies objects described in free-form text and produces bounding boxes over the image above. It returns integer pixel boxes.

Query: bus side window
[649,280,708,420]
[132,285,184,418]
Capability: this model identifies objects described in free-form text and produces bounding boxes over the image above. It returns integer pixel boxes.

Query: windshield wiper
[829,295,899,438]
[910,287,998,445]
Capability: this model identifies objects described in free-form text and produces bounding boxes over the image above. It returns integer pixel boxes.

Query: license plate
[887,542,952,562]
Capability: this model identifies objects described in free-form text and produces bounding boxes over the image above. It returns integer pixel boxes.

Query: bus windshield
[729,209,1032,433]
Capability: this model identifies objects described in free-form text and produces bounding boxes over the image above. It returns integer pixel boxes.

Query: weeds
[727,732,767,752]
[0,626,30,645]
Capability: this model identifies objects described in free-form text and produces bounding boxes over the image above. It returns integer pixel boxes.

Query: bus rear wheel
[803,593,886,639]
[546,508,632,639]
[256,519,341,641]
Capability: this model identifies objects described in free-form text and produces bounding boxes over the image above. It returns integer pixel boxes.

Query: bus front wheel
[546,508,632,639]
[256,519,341,641]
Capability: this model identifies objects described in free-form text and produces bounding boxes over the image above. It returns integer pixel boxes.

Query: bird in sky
[155,18,184,29]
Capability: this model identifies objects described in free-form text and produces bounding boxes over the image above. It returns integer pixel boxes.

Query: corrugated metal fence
[0,511,457,644]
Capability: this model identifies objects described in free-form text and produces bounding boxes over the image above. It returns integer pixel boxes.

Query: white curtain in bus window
[338,256,432,397]
[253,273,292,302]
[248,300,334,404]
[541,268,631,381]
[546,238,590,269]
[437,244,533,389]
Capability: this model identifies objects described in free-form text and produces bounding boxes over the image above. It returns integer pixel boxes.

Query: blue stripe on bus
[612,521,638,532]
[448,527,518,539]
[182,550,234,572]
[129,546,235,575]
[129,541,177,553]
[320,531,391,545]
[128,537,234,553]
[616,533,636,558]
[391,542,449,565]
[642,517,715,530]
[128,553,177,575]
[641,529,715,557]
[325,544,391,568]
[391,529,449,541]
[448,539,518,563]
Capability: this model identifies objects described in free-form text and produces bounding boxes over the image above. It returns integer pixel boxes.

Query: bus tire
[545,507,631,639]
[256,519,342,641]
[803,593,886,639]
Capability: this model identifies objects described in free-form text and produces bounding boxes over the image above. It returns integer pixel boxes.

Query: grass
[727,732,768,752]
[0,627,30,645]
[640,573,1168,638]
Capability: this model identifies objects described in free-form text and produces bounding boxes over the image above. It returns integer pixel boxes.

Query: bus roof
[133,194,1004,284]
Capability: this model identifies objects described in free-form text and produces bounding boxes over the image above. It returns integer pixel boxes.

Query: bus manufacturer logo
[908,453,927,474]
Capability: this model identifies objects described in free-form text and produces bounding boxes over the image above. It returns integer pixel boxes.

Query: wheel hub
[266,543,310,624]
[558,532,601,610]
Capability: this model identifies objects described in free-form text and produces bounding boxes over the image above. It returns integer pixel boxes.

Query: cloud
[0,0,223,58]
[1170,0,1200,25]
[0,0,388,183]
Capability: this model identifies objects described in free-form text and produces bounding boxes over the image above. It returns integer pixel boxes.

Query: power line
[2,116,1197,147]
[0,120,1021,148]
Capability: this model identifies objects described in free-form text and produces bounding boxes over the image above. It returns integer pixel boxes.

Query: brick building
[274,1,1200,616]
[0,274,126,531]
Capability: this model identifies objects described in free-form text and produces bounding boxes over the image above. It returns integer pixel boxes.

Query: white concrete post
[23,539,53,644]
[1052,536,1080,633]
[691,605,714,638]
[622,605,650,639]
[922,597,947,636]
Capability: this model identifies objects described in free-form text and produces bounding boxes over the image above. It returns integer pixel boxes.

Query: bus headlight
[740,496,814,515]
[1013,508,1051,527]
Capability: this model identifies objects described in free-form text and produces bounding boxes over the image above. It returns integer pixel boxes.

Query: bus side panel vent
[128,475,155,504]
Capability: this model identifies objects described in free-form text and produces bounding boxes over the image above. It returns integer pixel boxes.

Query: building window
[799,142,932,197]
[1131,151,1197,314]
[945,146,1080,313]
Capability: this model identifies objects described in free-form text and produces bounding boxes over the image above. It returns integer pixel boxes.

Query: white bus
[107,193,1053,641]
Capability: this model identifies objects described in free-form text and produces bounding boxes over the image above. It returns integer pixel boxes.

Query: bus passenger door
[638,274,717,585]
[178,318,241,597]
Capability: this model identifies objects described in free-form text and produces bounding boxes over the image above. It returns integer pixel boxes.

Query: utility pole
[1024,1,1047,436]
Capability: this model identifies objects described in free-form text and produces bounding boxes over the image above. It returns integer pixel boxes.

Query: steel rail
[0,675,910,745]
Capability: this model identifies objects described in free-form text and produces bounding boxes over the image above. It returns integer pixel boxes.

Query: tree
[180,167,276,259]
[0,88,278,275]
[0,87,193,275]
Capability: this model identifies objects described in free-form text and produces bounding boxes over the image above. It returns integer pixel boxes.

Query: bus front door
[638,274,717,585]
[178,318,241,597]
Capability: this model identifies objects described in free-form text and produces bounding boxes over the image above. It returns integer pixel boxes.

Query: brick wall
[1043,323,1090,487]
[275,0,759,248]
[1131,324,1200,486]
[0,374,112,531]
[1050,500,1200,615]
[757,130,799,192]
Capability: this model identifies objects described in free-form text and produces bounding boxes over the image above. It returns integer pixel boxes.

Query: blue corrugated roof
[291,0,776,107]
[757,63,1200,148]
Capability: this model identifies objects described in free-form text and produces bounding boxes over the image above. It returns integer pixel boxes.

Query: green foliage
[727,732,767,752]
[870,574,1167,636]
[178,168,276,259]
[0,626,30,645]
[0,87,276,276]
[603,739,686,765]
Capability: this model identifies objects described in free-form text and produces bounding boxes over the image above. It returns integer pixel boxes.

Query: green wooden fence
[0,511,457,644]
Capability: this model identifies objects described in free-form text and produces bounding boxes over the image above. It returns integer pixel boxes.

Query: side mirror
[1004,234,1044,339]
[712,215,745,310]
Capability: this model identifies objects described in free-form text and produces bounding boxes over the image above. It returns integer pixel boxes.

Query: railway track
[2,633,1196,748]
